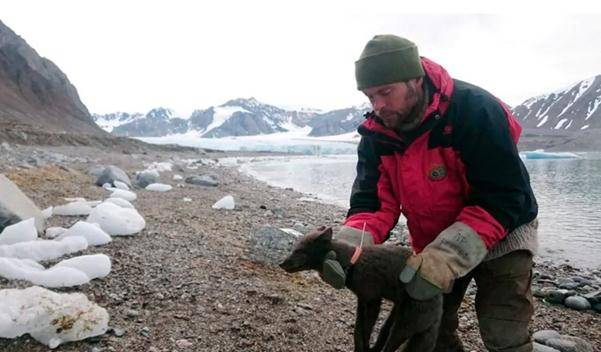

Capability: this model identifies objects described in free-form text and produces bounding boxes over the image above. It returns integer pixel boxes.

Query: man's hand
[399,222,488,300]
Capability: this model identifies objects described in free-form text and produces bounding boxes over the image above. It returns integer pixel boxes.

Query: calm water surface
[240,153,601,269]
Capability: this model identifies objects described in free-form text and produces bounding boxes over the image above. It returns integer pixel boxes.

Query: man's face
[362,78,424,131]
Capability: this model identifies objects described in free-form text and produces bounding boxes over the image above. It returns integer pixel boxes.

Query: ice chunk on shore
[146,161,173,172]
[0,254,110,287]
[56,221,111,246]
[212,195,235,210]
[0,237,88,261]
[53,201,93,216]
[87,202,145,235]
[53,254,111,281]
[109,189,137,202]
[104,197,135,209]
[0,286,109,347]
[113,181,129,190]
[45,227,67,239]
[41,207,53,219]
[145,183,172,192]
[0,218,37,245]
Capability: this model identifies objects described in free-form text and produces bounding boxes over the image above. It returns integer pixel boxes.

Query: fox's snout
[279,252,307,273]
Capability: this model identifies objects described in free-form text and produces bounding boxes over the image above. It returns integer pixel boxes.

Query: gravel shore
[0,144,599,351]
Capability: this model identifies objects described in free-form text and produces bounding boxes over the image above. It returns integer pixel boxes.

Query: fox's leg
[379,307,410,352]
[404,321,440,352]
[370,304,397,352]
[355,298,381,352]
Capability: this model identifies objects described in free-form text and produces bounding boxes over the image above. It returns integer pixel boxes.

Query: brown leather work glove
[333,225,375,246]
[399,222,488,300]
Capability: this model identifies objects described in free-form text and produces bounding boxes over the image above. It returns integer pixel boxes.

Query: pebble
[140,326,150,337]
[583,290,601,305]
[533,342,560,352]
[557,279,580,290]
[545,337,584,352]
[533,330,561,344]
[176,339,194,348]
[545,290,571,304]
[126,309,140,318]
[564,296,591,310]
[112,327,125,337]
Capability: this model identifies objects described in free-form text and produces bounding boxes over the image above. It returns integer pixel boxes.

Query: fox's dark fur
[280,227,442,352]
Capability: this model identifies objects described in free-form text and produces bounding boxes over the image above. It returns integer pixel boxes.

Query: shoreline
[0,144,599,351]
[229,154,601,271]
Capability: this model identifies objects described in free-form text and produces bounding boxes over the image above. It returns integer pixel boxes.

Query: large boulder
[247,225,298,266]
[0,175,44,233]
[95,166,131,187]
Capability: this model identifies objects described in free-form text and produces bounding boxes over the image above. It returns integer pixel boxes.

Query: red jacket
[344,58,538,253]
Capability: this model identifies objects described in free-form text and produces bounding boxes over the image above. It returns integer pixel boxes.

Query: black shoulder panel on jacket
[347,136,383,217]
[435,79,538,231]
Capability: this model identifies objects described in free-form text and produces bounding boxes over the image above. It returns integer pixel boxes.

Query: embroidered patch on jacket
[428,164,447,181]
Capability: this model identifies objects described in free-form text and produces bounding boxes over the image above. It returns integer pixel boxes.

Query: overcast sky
[2,1,601,115]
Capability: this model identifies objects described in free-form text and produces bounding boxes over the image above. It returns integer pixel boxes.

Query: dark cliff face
[0,20,106,136]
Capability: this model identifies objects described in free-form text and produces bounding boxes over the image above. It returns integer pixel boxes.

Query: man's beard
[395,83,427,133]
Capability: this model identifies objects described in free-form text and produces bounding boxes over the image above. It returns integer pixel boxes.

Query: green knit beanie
[355,35,425,90]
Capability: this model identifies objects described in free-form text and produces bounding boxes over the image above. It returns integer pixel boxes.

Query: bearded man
[330,35,539,352]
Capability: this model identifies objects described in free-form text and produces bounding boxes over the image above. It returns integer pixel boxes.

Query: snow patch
[554,118,569,129]
[536,116,549,127]
[202,106,249,135]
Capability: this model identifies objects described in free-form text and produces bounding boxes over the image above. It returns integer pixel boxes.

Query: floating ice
[109,189,137,202]
[173,174,183,180]
[104,197,135,209]
[0,254,110,288]
[113,181,129,190]
[86,202,145,236]
[0,237,88,261]
[212,195,235,210]
[0,218,37,245]
[145,183,172,192]
[522,149,580,159]
[45,227,67,239]
[53,201,93,216]
[56,221,111,246]
[0,286,109,348]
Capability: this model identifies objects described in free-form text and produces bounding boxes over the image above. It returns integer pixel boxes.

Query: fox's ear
[317,227,333,242]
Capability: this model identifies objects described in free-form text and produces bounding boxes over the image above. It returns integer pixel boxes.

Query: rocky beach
[0,142,600,352]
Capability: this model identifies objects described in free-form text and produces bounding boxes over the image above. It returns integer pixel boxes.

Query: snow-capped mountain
[92,112,144,132]
[93,98,369,138]
[307,106,368,137]
[95,108,188,137]
[513,75,601,131]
